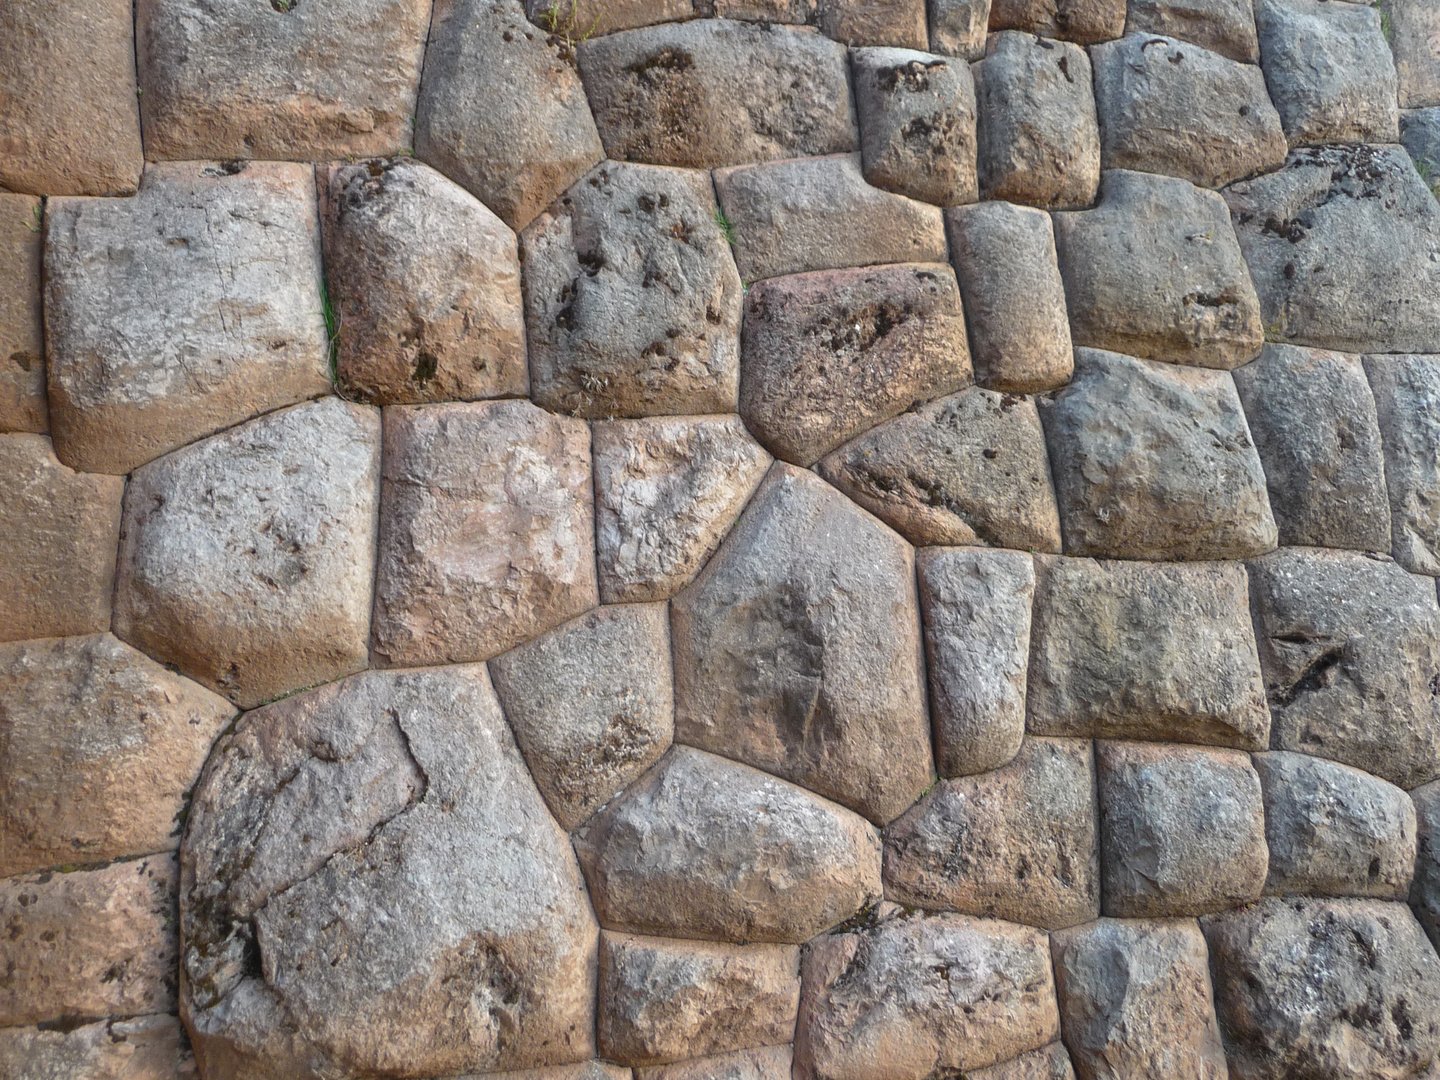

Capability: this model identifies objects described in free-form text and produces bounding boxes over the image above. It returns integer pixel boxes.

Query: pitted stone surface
[1403,107,1440,192]
[636,1045,794,1080]
[1124,0,1260,62]
[714,0,818,18]
[1391,0,1440,109]
[968,1043,1077,1080]
[1414,780,1440,952]
[1368,355,1440,575]
[815,0,928,46]
[0,194,45,434]
[525,0,693,36]
[0,1013,192,1080]
[988,0,1126,43]
[928,0,992,59]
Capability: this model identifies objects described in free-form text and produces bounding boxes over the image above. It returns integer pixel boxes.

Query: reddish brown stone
[0,194,45,433]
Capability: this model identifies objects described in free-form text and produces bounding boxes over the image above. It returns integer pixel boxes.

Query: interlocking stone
[816,389,1061,551]
[1247,546,1440,791]
[371,400,597,669]
[485,1063,631,1080]
[574,746,883,943]
[739,264,971,467]
[0,435,123,643]
[713,154,947,282]
[1414,780,1440,951]
[635,1045,794,1080]
[973,33,1101,210]
[988,0,1126,43]
[0,1014,192,1080]
[525,0,692,35]
[1050,918,1227,1080]
[814,0,928,46]
[1091,34,1286,189]
[1369,355,1440,575]
[523,161,742,417]
[1038,349,1277,560]
[0,194,45,434]
[1404,108,1440,183]
[1097,741,1269,918]
[795,907,1060,1080]
[713,0,816,18]
[1027,556,1271,749]
[883,737,1100,930]
[1053,170,1264,369]
[578,20,857,168]
[1124,0,1260,62]
[1391,0,1440,109]
[415,0,605,232]
[318,158,527,406]
[672,464,932,824]
[928,0,992,59]
[1203,898,1440,1080]
[968,1043,1076,1080]
[44,161,332,475]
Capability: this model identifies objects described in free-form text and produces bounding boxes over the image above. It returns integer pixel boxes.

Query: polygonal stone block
[988,0,1125,42]
[715,0,817,18]
[1403,107,1440,190]
[929,0,992,59]
[525,0,692,36]
[1391,0,1440,109]
[1414,779,1440,951]
[1124,0,1260,62]
[0,194,45,434]
[1366,354,1440,575]
[815,0,928,46]
[635,1045,794,1080]
[0,1014,192,1080]
[967,1044,1077,1080]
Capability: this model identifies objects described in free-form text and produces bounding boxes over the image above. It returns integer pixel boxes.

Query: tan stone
[478,1065,632,1080]
[0,1014,193,1080]
[816,0,928,46]
[524,0,693,35]
[988,0,1126,42]
[1124,0,1259,64]
[635,1045,792,1080]
[0,195,45,433]
[968,1044,1076,1080]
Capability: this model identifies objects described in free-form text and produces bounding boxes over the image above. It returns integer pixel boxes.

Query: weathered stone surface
[579,21,856,168]
[1225,144,1440,354]
[1027,556,1270,749]
[1203,898,1440,1080]
[0,194,45,434]
[1091,34,1286,189]
[1414,780,1440,950]
[795,907,1060,1080]
[1392,0,1440,109]
[0,0,143,196]
[946,201,1073,393]
[1097,741,1269,918]
[319,158,528,406]
[44,162,332,475]
[478,1063,631,1080]
[635,1045,793,1080]
[1124,0,1259,62]
[713,154,947,282]
[0,856,177,1026]
[1038,349,1277,560]
[1247,546,1440,790]
[929,0,992,58]
[1234,344,1390,551]
[884,737,1100,930]
[0,1014,193,1080]
[1403,108,1440,185]
[415,0,605,232]
[489,604,673,831]
[967,1043,1076,1080]
[1053,170,1264,369]
[815,0,928,46]
[0,435,123,643]
[574,746,882,943]
[988,0,1126,43]
[597,932,800,1065]
[1050,918,1227,1080]
[817,389,1061,551]
[974,34,1100,210]
[371,400,597,668]
[523,161,742,416]
[181,666,598,1078]
[916,547,1033,776]
[1254,0,1399,145]
[672,464,932,824]
[714,0,816,18]
[740,264,972,467]
[525,0,692,35]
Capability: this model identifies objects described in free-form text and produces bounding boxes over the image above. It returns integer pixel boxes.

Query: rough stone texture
[489,604,674,831]
[1203,898,1440,1080]
[597,932,800,1065]
[0,634,235,879]
[525,0,693,35]
[1370,355,1440,575]
[0,1014,193,1080]
[946,201,1074,393]
[1247,546,1440,791]
[1038,349,1278,561]
[1414,780,1440,951]
[1050,918,1227,1080]
[0,856,177,1026]
[1124,0,1259,62]
[815,0,928,46]
[415,0,605,232]
[795,907,1060,1080]
[1053,170,1264,369]
[672,464,932,824]
[318,158,528,406]
[0,194,45,433]
[967,1043,1076,1080]
[988,0,1126,43]
[973,34,1101,210]
[1225,144,1440,355]
[1097,741,1269,918]
[635,1045,793,1080]
[578,21,857,168]
[1091,34,1286,189]
[1254,751,1416,900]
[1391,0,1440,109]
[713,0,817,18]
[713,154,948,282]
[816,389,1061,551]
[371,399,597,668]
[1254,0,1399,145]
[739,264,972,467]
[113,398,379,710]
[0,0,143,196]
[44,161,333,475]
[1233,344,1390,551]
[1027,556,1271,749]
[884,737,1100,930]
[1403,108,1440,184]
[136,0,429,162]
[0,435,124,643]
[180,665,598,1079]
[522,161,742,417]
[929,0,992,59]
[574,746,883,944]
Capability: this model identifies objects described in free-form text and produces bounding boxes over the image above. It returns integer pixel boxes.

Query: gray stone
[522,161,742,417]
[929,0,992,59]
[0,194,45,434]
[814,0,929,46]
[988,0,1126,43]
[0,1014,193,1080]
[1391,0,1440,108]
[525,0,693,35]
[1369,355,1440,574]
[1402,107,1440,187]
[1124,0,1260,62]
[1413,779,1440,950]
[635,1045,792,1080]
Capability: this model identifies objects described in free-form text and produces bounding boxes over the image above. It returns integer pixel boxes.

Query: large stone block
[988,0,1126,42]
[0,194,45,434]
[1370,354,1440,574]
[1391,0,1440,109]
[1123,0,1260,62]
[634,1045,793,1080]
[928,0,992,59]
[968,1044,1076,1080]
[815,0,928,46]
[0,1013,192,1080]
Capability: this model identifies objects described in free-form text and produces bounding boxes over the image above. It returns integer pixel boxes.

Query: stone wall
[3,0,1440,1077]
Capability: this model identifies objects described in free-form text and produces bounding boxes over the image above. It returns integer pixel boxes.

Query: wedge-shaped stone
[0,194,45,433]
[0,1014,192,1080]
[574,747,882,943]
[1371,355,1440,575]
[929,0,992,59]
[1413,780,1440,951]
[45,162,332,475]
[635,1045,794,1080]
[523,162,742,417]
[371,400,597,668]
[1124,0,1260,62]
[180,666,598,1078]
[967,1043,1076,1080]
[1392,0,1440,108]
[672,464,932,823]
[988,0,1125,42]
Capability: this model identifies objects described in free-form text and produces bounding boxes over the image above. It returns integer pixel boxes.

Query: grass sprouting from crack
[320,282,341,386]
[713,208,738,245]
[540,0,599,47]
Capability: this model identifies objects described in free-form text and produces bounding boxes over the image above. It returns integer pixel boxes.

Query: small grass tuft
[24,202,42,233]
[320,282,341,385]
[713,207,738,245]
